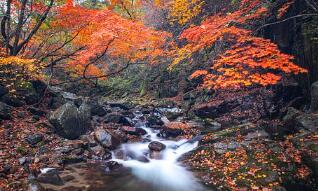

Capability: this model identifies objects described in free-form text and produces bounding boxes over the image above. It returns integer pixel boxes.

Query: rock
[94,129,120,149]
[19,157,27,165]
[206,121,222,132]
[26,134,43,145]
[193,100,240,119]
[91,104,107,116]
[296,113,318,132]
[61,155,85,165]
[310,81,318,112]
[27,107,47,117]
[24,93,40,105]
[105,161,123,172]
[121,126,147,136]
[148,141,166,151]
[1,95,25,107]
[31,80,47,95]
[158,128,183,138]
[17,111,27,118]
[37,170,64,186]
[104,112,133,126]
[282,107,301,132]
[245,130,269,140]
[0,102,12,120]
[89,145,112,160]
[147,115,164,126]
[0,85,8,97]
[28,180,45,191]
[213,142,240,154]
[49,102,91,139]
[108,102,131,110]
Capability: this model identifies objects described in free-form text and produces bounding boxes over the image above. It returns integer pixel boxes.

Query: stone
[104,112,133,126]
[121,126,147,136]
[310,81,318,112]
[296,113,318,132]
[213,142,240,154]
[37,170,64,186]
[91,104,107,116]
[147,115,164,126]
[49,102,91,139]
[31,80,47,95]
[94,129,120,149]
[104,161,123,172]
[158,128,183,138]
[0,85,8,97]
[28,180,45,191]
[1,95,25,107]
[148,141,166,151]
[0,102,12,120]
[27,107,47,117]
[26,134,43,145]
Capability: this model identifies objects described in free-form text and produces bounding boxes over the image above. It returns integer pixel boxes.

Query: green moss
[309,144,318,152]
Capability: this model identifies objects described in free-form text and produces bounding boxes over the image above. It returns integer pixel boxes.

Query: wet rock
[61,186,83,191]
[94,129,120,149]
[148,141,166,151]
[60,155,85,165]
[147,115,164,126]
[158,128,183,138]
[206,121,222,132]
[121,126,147,136]
[105,161,123,172]
[37,170,64,186]
[27,107,47,117]
[61,175,75,182]
[49,102,91,139]
[19,157,27,165]
[24,93,40,105]
[104,112,133,126]
[310,81,318,112]
[28,180,45,191]
[0,102,12,120]
[90,145,112,160]
[26,134,43,145]
[80,135,98,147]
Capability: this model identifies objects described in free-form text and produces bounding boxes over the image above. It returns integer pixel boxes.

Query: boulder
[104,112,132,126]
[108,102,131,110]
[310,81,318,113]
[147,115,164,126]
[49,102,91,140]
[94,129,120,149]
[158,127,183,138]
[0,102,12,120]
[148,141,166,151]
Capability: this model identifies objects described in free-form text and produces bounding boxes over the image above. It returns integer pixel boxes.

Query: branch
[255,14,318,32]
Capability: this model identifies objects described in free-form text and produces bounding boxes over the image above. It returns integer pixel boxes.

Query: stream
[40,109,209,191]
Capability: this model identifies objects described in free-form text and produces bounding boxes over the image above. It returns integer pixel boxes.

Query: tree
[0,0,54,56]
[170,0,307,89]
[52,1,170,80]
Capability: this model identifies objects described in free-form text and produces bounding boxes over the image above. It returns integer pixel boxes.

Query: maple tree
[170,0,307,89]
[51,0,170,79]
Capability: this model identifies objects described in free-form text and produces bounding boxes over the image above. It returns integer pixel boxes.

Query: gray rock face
[296,113,318,132]
[94,129,120,149]
[49,102,91,140]
[37,170,64,186]
[26,134,43,145]
[0,85,8,97]
[310,81,318,113]
[213,142,240,154]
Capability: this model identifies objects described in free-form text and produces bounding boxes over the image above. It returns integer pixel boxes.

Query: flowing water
[110,110,205,191]
[40,109,209,191]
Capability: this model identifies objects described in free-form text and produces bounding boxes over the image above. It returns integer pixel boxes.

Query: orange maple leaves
[53,1,170,77]
[172,0,307,89]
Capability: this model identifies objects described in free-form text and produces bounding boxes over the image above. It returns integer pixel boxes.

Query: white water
[112,110,204,191]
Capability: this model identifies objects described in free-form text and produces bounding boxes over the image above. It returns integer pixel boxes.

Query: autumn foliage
[171,0,307,89]
[53,1,170,77]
